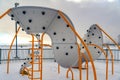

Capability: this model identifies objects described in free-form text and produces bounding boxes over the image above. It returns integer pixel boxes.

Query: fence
[0,48,120,64]
[0,48,54,64]
[98,49,120,61]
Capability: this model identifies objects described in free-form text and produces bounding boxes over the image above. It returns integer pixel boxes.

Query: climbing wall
[84,24,103,60]
[8,6,103,68]
[73,24,103,67]
[8,6,78,68]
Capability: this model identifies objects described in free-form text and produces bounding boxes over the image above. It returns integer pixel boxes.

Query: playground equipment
[0,6,120,80]
[73,24,103,67]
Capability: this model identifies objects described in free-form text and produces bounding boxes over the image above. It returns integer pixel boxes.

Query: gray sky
[0,0,120,45]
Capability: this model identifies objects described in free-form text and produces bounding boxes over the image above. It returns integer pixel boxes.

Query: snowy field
[0,60,120,80]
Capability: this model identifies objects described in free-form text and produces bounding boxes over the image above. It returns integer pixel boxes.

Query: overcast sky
[0,0,120,45]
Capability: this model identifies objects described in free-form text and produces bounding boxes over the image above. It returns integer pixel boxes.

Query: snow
[0,60,120,80]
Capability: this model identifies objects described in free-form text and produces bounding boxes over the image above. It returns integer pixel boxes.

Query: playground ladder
[27,34,43,80]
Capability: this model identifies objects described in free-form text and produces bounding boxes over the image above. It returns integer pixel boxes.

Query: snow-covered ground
[0,60,120,80]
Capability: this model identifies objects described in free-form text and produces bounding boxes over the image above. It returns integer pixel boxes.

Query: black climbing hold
[16,21,20,24]
[42,26,46,30]
[67,25,69,27]
[87,35,89,37]
[22,11,26,14]
[94,47,96,49]
[56,47,59,49]
[21,65,23,66]
[84,40,86,42]
[36,34,38,36]
[98,51,100,54]
[57,16,61,19]
[87,30,89,32]
[11,18,14,20]
[70,46,73,49]
[89,41,92,44]
[36,34,40,36]
[92,33,94,36]
[99,36,101,39]
[94,27,96,29]
[24,62,26,64]
[22,29,24,31]
[27,27,30,30]
[53,32,57,35]
[82,46,84,49]
[41,11,45,15]
[11,14,14,17]
[62,38,66,41]
[28,19,32,23]
[65,52,69,55]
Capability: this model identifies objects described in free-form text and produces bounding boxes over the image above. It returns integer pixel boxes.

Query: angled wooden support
[82,53,89,80]
[43,44,52,47]
[76,43,82,80]
[87,43,109,80]
[7,26,21,74]
[58,10,97,80]
[103,44,114,75]
[96,24,120,50]
[40,33,45,80]
[58,64,60,74]
[30,34,35,80]
[66,68,74,80]
[0,9,11,19]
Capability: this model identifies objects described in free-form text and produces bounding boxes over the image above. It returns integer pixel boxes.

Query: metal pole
[14,3,19,59]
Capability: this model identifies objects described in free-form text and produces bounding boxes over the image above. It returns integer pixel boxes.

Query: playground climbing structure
[0,6,120,80]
